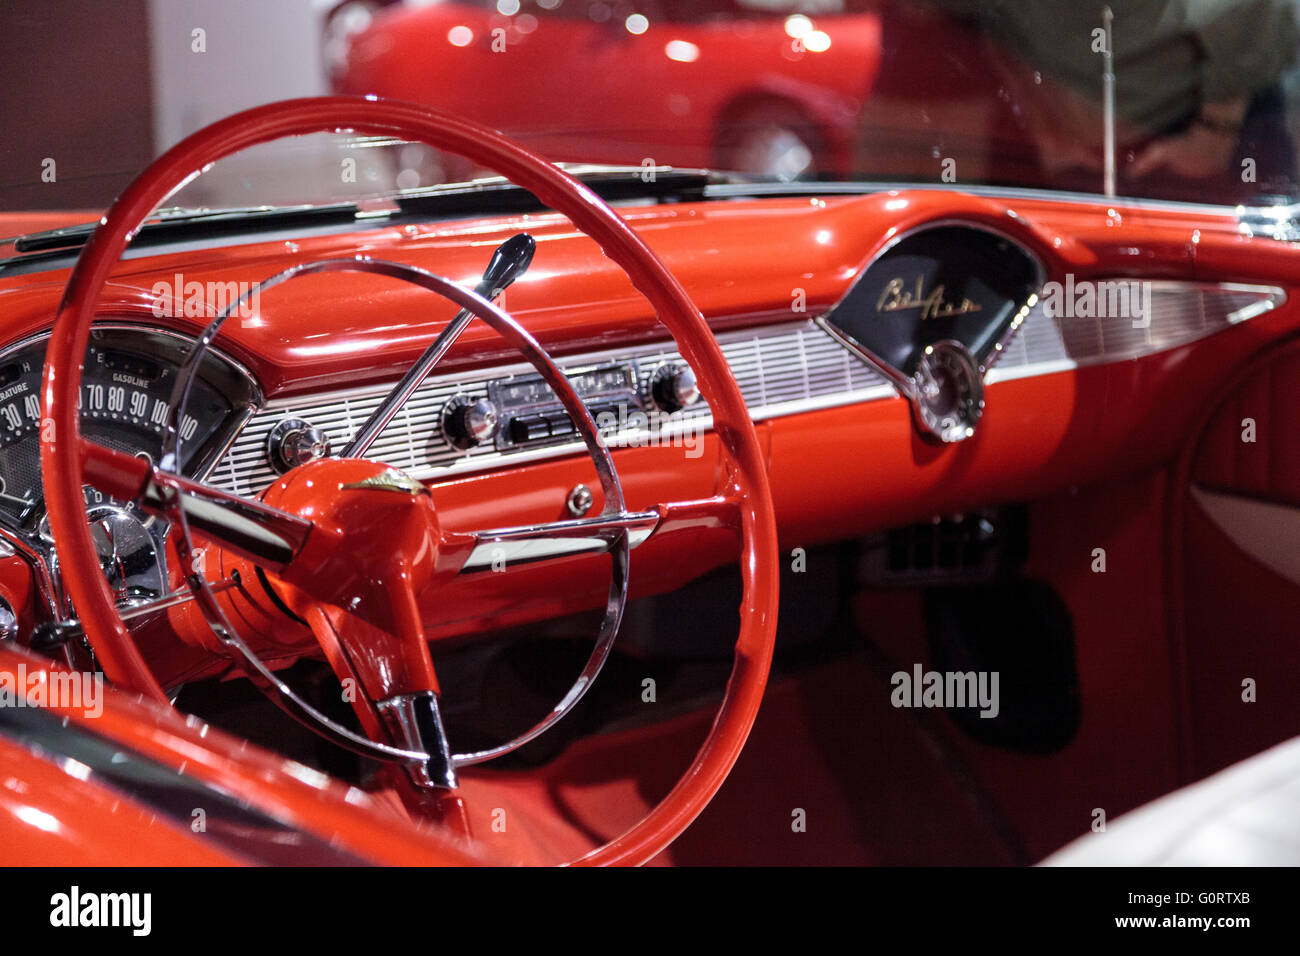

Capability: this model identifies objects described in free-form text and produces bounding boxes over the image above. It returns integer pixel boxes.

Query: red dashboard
[2,161,1299,869]
[1,187,1296,684]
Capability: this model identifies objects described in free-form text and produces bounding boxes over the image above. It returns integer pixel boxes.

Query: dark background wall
[0,0,156,209]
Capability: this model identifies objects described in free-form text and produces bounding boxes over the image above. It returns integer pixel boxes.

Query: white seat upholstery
[1043,736,1300,865]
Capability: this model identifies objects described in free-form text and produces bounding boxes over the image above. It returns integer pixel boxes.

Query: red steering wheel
[40,97,779,865]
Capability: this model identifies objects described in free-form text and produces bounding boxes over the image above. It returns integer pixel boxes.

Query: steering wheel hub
[258,457,465,618]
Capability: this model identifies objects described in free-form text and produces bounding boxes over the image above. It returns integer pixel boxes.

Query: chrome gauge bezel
[910,339,985,444]
[0,321,263,619]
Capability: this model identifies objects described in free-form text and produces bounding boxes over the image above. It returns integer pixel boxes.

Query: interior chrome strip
[985,281,1284,383]
[210,319,892,495]
[210,281,1283,496]
[461,510,660,573]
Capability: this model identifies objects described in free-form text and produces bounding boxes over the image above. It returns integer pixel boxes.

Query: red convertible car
[330,0,882,180]
[2,0,1300,885]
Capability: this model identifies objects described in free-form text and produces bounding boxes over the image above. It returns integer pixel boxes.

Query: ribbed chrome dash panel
[987,281,1282,380]
[209,320,891,496]
[209,280,1281,496]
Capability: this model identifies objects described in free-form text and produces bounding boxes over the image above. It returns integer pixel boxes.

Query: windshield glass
[3,0,1299,214]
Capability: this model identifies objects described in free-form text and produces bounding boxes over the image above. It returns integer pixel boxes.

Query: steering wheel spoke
[299,596,457,791]
[654,493,744,533]
[458,510,660,573]
[80,438,316,572]
[45,96,778,865]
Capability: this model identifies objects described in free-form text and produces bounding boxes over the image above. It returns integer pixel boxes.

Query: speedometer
[0,325,261,531]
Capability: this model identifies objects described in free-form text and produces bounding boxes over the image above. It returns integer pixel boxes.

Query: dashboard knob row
[438,362,701,455]
[266,362,703,465]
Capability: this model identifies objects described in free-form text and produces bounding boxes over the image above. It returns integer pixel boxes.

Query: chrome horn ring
[158,254,633,771]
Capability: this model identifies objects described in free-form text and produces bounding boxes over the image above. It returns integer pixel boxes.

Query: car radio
[439,360,700,452]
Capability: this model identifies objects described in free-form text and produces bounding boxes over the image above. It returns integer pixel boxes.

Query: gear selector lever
[344,232,536,457]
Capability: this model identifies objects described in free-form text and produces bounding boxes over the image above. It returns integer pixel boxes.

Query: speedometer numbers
[0,327,254,529]
[0,325,262,619]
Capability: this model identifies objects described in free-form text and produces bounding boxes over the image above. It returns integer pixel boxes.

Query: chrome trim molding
[210,281,1283,495]
[211,319,895,495]
[461,510,660,573]
[376,691,458,790]
[1236,203,1300,242]
[985,281,1284,384]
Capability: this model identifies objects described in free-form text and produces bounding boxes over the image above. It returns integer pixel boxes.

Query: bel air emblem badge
[341,468,431,496]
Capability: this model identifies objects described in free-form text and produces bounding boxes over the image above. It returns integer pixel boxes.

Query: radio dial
[442,396,498,449]
[648,362,700,413]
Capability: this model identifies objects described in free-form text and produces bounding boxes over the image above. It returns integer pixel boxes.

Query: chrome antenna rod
[1102,6,1116,198]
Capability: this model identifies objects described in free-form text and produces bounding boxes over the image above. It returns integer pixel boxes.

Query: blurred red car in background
[329,0,882,181]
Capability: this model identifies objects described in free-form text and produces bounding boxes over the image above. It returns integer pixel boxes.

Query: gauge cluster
[0,325,261,614]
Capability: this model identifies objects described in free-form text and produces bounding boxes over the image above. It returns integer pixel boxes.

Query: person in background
[918,0,1299,201]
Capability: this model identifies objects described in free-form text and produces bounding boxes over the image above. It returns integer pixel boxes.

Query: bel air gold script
[876,276,982,321]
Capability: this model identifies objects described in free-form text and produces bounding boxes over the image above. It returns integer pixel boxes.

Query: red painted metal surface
[1,97,1300,864]
[0,732,242,866]
[36,97,779,866]
[0,644,485,865]
[2,192,1296,391]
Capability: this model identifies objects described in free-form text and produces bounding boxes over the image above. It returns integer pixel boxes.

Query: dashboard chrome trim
[984,280,1284,382]
[208,279,1283,495]
[211,320,896,495]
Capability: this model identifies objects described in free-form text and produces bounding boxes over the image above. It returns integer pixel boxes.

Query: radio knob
[442,396,498,449]
[647,362,700,413]
[268,418,333,474]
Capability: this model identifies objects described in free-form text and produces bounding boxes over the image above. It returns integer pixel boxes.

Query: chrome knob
[648,362,701,412]
[0,597,16,641]
[908,340,984,444]
[268,418,333,473]
[442,396,498,450]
